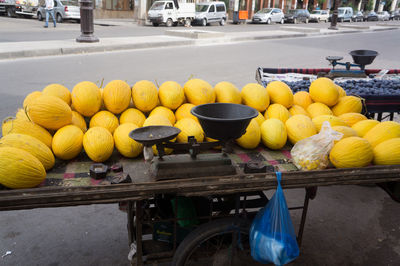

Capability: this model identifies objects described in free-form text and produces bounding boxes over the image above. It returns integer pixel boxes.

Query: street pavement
[0,16,399,60]
[0,18,400,266]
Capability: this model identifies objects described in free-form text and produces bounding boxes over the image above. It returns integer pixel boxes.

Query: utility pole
[329,0,340,30]
[76,0,99,43]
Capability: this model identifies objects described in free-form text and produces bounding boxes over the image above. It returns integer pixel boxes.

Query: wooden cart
[1,145,400,265]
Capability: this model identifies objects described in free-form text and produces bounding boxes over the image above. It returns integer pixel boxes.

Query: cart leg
[135,200,143,266]
[127,201,135,244]
[297,187,317,247]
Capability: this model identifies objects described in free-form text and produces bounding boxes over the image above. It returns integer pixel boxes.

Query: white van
[148,0,195,27]
[194,2,227,26]
[337,7,353,22]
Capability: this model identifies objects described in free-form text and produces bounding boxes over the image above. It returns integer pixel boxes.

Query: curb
[0,27,398,60]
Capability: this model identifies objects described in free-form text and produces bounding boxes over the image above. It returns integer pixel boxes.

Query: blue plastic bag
[249,172,299,265]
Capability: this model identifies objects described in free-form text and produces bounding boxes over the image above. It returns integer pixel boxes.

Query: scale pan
[191,103,258,142]
[129,126,181,146]
[349,50,378,66]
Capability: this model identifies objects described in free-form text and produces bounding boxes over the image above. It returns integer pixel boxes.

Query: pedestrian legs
[44,9,56,28]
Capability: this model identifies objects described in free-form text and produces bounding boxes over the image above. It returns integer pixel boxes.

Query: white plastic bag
[291,122,343,171]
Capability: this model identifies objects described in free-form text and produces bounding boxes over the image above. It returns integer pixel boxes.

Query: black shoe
[43,25,48,28]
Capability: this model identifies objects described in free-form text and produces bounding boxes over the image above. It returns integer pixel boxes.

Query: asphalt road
[0,30,400,265]
[0,15,398,42]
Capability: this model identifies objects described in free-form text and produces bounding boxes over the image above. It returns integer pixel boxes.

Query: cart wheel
[171,218,253,266]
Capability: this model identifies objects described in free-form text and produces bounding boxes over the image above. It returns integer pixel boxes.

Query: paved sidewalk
[0,21,399,60]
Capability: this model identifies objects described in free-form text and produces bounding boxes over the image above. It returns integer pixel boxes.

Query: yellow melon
[331,96,363,116]
[159,81,185,110]
[120,108,146,127]
[23,91,42,109]
[184,79,215,105]
[113,123,143,158]
[261,118,287,150]
[26,95,72,130]
[149,106,176,125]
[83,127,114,162]
[132,80,158,113]
[214,81,241,104]
[364,121,400,148]
[174,118,204,143]
[241,83,269,112]
[143,114,172,127]
[351,119,380,137]
[175,103,198,122]
[71,111,87,133]
[373,138,400,165]
[329,137,373,168]
[71,81,102,117]
[42,83,71,105]
[309,77,339,107]
[336,84,347,98]
[236,119,261,149]
[16,109,29,121]
[52,125,84,160]
[338,113,367,127]
[293,91,313,110]
[89,111,119,134]
[0,147,46,189]
[266,81,294,108]
[289,105,309,117]
[254,112,265,126]
[285,115,317,144]
[2,118,52,148]
[103,80,131,114]
[312,115,347,132]
[0,133,55,170]
[307,102,333,118]
[331,126,358,141]
[264,104,290,123]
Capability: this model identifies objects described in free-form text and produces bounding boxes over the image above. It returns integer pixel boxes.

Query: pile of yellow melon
[1,77,400,189]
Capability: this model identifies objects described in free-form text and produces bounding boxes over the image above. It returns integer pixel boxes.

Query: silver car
[37,0,80,23]
[377,11,390,21]
[195,2,227,26]
[252,8,284,24]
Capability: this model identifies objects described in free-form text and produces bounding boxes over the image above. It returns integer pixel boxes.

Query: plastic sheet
[250,172,299,265]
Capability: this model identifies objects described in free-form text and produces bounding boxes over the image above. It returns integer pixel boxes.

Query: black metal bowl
[191,103,258,142]
[349,50,378,67]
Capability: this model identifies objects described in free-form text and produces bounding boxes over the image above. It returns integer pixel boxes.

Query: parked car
[337,7,353,22]
[309,9,329,22]
[390,10,400,20]
[352,11,364,22]
[194,2,227,26]
[252,8,284,24]
[366,11,378,21]
[377,11,390,21]
[284,9,310,24]
[37,0,80,23]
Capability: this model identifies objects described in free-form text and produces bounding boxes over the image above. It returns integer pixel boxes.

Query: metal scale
[129,103,258,180]
[325,49,378,78]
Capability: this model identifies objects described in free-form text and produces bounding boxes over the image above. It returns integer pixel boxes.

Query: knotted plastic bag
[250,172,299,265]
[291,121,343,170]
